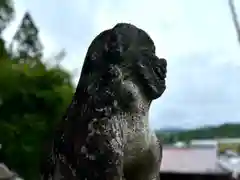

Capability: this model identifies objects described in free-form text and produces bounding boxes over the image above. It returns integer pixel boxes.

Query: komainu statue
[41,23,167,180]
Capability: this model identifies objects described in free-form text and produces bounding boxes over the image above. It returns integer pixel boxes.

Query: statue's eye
[91,52,98,61]
[123,74,130,80]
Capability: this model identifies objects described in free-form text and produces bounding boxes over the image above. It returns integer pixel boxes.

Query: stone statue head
[77,23,167,108]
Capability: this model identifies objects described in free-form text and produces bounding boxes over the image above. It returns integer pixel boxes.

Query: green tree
[53,49,66,66]
[0,10,74,180]
[237,145,240,153]
[0,0,14,35]
[0,58,74,179]
[0,38,8,59]
[167,123,240,142]
[10,12,43,60]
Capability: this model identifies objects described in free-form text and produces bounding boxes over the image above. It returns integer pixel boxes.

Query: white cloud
[2,0,240,128]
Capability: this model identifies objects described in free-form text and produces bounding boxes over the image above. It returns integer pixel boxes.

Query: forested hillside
[156,123,240,144]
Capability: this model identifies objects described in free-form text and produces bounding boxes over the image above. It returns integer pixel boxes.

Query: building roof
[0,163,15,179]
[160,146,228,174]
[191,138,240,144]
[190,140,218,146]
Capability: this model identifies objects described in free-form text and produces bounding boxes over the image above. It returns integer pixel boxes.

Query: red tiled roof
[160,146,225,173]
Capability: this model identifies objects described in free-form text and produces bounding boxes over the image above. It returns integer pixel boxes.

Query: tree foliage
[0,9,74,180]
[156,123,240,144]
[0,0,14,34]
[10,12,43,60]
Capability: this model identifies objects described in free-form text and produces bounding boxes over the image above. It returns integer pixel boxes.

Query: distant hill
[158,127,186,133]
[156,123,240,143]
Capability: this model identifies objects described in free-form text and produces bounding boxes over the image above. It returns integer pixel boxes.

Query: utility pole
[228,0,240,46]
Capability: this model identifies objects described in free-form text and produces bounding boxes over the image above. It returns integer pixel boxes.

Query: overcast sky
[3,0,240,129]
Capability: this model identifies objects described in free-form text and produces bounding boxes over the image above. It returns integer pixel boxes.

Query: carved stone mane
[41,23,167,180]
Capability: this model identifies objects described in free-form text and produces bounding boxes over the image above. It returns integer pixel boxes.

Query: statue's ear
[82,28,124,79]
[102,29,123,65]
[80,29,117,77]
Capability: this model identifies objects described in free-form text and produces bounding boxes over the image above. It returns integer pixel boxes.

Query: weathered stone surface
[41,23,167,180]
